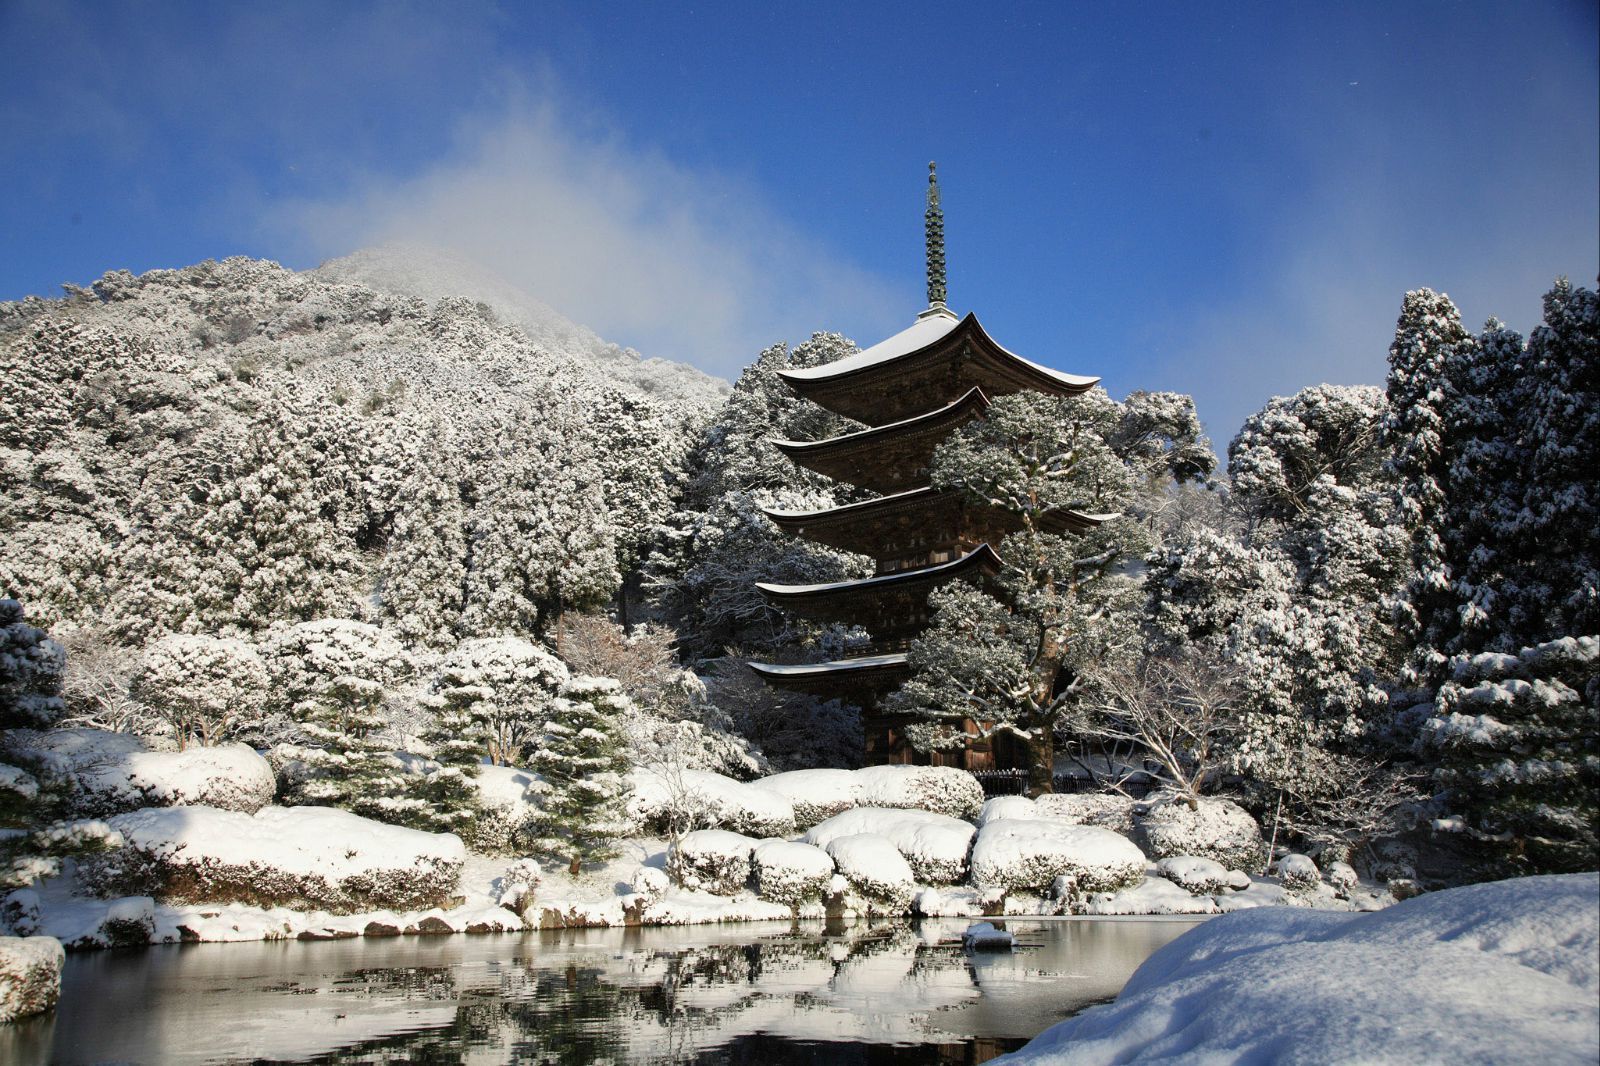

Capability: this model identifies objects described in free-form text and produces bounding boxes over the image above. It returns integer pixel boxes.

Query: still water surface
[5,917,1203,1065]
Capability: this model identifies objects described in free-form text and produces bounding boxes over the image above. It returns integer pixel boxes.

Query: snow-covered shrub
[132,634,268,749]
[1134,793,1265,871]
[1325,860,1359,894]
[1033,792,1138,834]
[969,819,1146,895]
[0,935,63,1023]
[0,601,65,729]
[667,830,756,896]
[824,833,915,911]
[1276,853,1321,894]
[4,729,275,817]
[803,807,975,884]
[751,840,834,906]
[628,767,796,838]
[978,795,1038,826]
[467,764,542,854]
[79,805,465,913]
[426,636,567,767]
[97,896,156,948]
[630,865,670,903]
[852,765,984,819]
[1155,855,1232,895]
[752,768,858,828]
[496,858,542,916]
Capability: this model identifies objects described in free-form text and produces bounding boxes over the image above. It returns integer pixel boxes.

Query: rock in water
[962,921,1015,951]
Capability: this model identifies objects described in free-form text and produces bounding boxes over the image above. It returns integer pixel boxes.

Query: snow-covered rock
[495,858,542,916]
[0,936,64,1022]
[750,840,834,906]
[996,873,1600,1066]
[3,729,275,816]
[962,921,1015,951]
[629,768,796,838]
[78,805,465,913]
[666,830,756,896]
[825,834,916,911]
[1133,793,1265,871]
[1325,860,1359,893]
[977,795,1038,826]
[751,768,858,828]
[1080,877,1221,916]
[1033,792,1138,834]
[803,807,976,884]
[970,819,1146,896]
[851,765,984,819]
[1155,855,1233,895]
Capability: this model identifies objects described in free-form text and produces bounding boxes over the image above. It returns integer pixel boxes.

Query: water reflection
[3,917,1202,1065]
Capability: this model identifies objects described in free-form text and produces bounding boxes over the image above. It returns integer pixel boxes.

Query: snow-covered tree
[524,675,634,874]
[132,634,268,748]
[379,426,469,648]
[425,636,568,767]
[0,600,65,730]
[1421,635,1599,876]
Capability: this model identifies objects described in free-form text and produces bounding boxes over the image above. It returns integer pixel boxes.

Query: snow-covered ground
[996,873,1600,1065]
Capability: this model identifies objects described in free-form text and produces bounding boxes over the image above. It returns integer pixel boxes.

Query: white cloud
[272,98,907,378]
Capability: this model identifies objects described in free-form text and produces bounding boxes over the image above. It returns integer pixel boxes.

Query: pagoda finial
[925,161,947,309]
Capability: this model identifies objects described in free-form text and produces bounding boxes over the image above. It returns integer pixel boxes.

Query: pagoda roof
[769,387,991,494]
[778,308,1099,425]
[762,487,1115,556]
[755,543,1002,626]
[746,652,911,694]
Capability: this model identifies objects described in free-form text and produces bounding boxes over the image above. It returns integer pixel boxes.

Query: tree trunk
[1027,728,1055,797]
[568,855,582,877]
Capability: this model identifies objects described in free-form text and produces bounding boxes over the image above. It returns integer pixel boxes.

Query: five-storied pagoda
[749,165,1107,771]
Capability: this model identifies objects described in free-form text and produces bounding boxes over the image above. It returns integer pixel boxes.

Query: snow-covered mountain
[314,244,729,408]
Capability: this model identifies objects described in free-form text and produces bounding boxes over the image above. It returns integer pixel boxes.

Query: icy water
[4,917,1203,1065]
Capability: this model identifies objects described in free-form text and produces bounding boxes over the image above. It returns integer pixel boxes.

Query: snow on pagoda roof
[756,543,1001,597]
[746,653,909,678]
[768,387,990,456]
[778,309,1098,390]
[763,485,934,522]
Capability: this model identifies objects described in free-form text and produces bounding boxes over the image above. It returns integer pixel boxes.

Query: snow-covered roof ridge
[745,653,909,677]
[778,310,1098,390]
[755,543,1001,597]
[762,485,936,520]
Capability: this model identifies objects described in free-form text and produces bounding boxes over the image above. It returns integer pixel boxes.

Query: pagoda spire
[925,161,947,309]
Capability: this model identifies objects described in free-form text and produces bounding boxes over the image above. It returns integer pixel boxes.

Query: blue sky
[3,1,1595,440]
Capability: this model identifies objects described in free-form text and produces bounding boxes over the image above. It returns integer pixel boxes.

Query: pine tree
[132,633,268,749]
[524,675,634,875]
[381,426,470,648]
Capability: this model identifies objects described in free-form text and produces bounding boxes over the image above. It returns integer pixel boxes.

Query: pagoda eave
[747,653,911,695]
[755,544,1002,626]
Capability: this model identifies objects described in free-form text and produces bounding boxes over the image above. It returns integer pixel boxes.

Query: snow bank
[803,807,975,884]
[970,819,1146,896]
[998,873,1600,1066]
[629,768,796,838]
[751,768,858,828]
[0,935,63,1022]
[825,834,916,910]
[1134,793,1265,871]
[1033,792,1137,834]
[1080,876,1220,916]
[666,830,756,896]
[851,765,984,819]
[4,728,275,816]
[750,840,835,906]
[79,805,465,913]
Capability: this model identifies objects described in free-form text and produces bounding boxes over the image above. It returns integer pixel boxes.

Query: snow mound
[1033,792,1137,834]
[750,840,835,906]
[3,728,275,816]
[970,819,1146,896]
[1275,853,1320,892]
[803,807,975,884]
[1134,793,1265,871]
[1081,876,1221,916]
[629,768,796,838]
[79,805,465,913]
[1156,855,1233,895]
[997,873,1600,1065]
[977,795,1038,826]
[666,830,757,896]
[825,834,916,911]
[751,768,859,828]
[852,765,984,819]
[0,936,63,1023]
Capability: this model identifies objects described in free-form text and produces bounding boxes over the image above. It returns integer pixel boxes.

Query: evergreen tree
[1422,635,1599,875]
[132,633,269,749]
[1383,290,1476,684]
[381,426,470,648]
[427,636,569,766]
[524,676,634,874]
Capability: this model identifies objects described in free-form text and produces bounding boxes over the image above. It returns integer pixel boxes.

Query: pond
[3,917,1204,1065]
